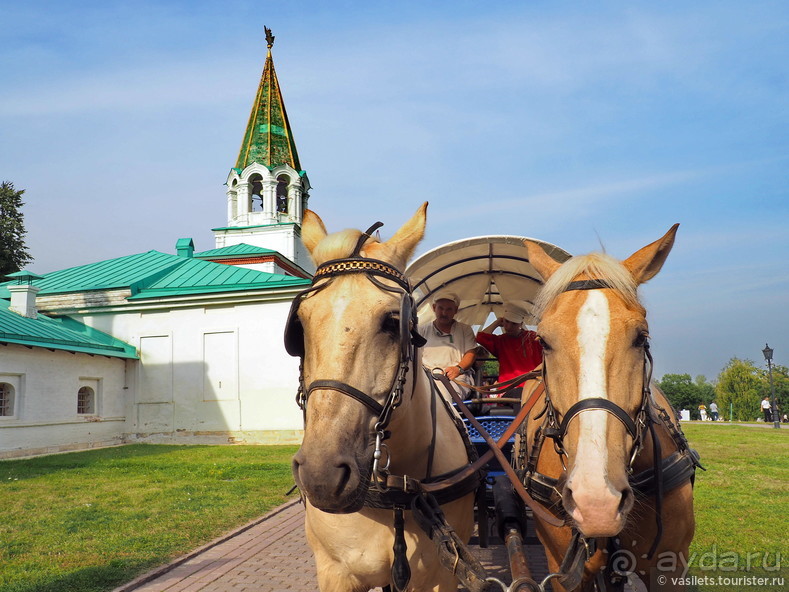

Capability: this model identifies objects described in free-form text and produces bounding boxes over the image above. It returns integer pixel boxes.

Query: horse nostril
[334,462,353,497]
[618,488,633,513]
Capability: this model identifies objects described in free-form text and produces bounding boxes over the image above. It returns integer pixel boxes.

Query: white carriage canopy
[406,236,572,328]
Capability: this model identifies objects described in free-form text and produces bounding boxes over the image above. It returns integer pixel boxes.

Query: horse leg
[621,484,695,591]
[534,520,575,592]
[305,508,391,592]
[313,555,368,592]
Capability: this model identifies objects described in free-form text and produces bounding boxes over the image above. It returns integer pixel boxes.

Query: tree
[0,181,33,276]
[694,374,716,405]
[658,373,703,416]
[715,358,762,421]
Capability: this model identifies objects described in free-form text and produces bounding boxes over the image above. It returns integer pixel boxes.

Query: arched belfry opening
[276,175,289,214]
[249,173,264,212]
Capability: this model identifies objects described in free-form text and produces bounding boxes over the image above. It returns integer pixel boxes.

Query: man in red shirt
[476,302,542,397]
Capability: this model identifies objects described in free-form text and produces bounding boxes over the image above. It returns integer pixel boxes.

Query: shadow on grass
[0,444,211,480]
[5,559,155,592]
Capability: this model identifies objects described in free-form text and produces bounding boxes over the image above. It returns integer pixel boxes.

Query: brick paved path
[115,499,550,592]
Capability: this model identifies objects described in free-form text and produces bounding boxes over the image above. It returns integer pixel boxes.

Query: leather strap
[306,380,384,416]
[436,374,564,527]
[452,369,541,396]
[564,279,614,291]
[559,397,638,440]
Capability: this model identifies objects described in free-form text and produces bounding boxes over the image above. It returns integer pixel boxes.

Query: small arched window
[276,175,289,213]
[77,386,95,415]
[0,383,14,416]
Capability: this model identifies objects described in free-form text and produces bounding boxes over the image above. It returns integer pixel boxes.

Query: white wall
[76,297,304,444]
[0,344,128,458]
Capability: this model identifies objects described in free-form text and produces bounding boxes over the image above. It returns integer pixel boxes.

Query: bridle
[283,222,426,478]
[521,278,701,582]
[535,279,652,471]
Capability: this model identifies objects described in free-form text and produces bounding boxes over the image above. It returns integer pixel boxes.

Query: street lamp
[762,344,781,429]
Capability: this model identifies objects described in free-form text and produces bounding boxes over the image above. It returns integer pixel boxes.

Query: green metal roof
[5,270,45,283]
[0,249,310,302]
[0,251,184,298]
[195,244,278,258]
[0,301,137,358]
[235,33,302,172]
[126,256,309,300]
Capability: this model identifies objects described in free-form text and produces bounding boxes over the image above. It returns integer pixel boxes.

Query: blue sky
[1,1,787,380]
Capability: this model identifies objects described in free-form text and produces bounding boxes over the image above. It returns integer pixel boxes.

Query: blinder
[284,261,424,361]
[284,293,306,358]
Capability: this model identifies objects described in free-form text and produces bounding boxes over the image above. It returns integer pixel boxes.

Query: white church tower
[213,27,314,274]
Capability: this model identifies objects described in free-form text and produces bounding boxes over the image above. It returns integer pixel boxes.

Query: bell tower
[213,27,313,273]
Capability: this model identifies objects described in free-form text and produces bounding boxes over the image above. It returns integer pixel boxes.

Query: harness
[284,222,488,591]
[286,245,703,592]
[514,278,703,591]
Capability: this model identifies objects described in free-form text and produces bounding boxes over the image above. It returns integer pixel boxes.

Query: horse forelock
[534,252,640,318]
[310,229,382,266]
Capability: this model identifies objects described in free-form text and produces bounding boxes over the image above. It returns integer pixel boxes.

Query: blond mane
[309,229,382,266]
[533,252,640,318]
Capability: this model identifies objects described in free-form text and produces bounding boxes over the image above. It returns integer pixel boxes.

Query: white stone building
[0,34,313,458]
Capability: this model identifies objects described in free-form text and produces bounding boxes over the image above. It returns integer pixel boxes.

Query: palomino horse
[519,225,700,591]
[288,203,477,592]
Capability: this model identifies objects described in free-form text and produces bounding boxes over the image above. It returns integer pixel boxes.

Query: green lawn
[682,424,788,589]
[1,427,786,592]
[0,444,298,592]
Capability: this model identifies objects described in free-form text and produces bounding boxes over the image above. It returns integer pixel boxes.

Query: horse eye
[634,331,649,348]
[382,313,400,336]
[537,335,552,352]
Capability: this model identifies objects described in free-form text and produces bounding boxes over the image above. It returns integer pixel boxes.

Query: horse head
[290,203,427,513]
[524,224,678,538]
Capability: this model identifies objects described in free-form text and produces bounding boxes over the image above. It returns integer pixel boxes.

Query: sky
[1,1,787,381]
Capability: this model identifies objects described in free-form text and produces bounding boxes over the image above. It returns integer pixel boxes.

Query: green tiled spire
[235,27,302,172]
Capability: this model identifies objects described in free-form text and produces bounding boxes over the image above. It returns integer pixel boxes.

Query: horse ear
[524,240,562,281]
[381,202,428,268]
[301,209,328,255]
[622,223,679,285]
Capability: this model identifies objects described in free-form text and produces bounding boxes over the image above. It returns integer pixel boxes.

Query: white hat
[433,292,460,306]
[502,302,526,324]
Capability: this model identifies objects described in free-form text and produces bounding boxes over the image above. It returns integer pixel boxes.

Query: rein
[516,277,703,590]
[285,222,482,509]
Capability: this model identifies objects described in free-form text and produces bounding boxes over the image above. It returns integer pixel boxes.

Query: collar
[432,320,455,335]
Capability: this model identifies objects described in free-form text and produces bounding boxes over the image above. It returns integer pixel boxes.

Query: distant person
[698,403,707,421]
[761,396,772,422]
[709,401,719,421]
[418,292,477,398]
[476,302,542,398]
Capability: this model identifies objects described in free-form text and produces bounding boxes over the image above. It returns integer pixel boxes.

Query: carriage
[286,204,701,592]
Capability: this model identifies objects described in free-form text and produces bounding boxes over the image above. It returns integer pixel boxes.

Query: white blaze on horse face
[568,290,621,523]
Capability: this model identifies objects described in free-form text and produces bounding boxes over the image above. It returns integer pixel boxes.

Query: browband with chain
[313,258,411,292]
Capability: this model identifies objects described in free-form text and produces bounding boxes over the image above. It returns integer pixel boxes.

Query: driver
[418,292,477,397]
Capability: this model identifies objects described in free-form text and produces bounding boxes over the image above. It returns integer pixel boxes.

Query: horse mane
[533,252,640,318]
[310,229,382,266]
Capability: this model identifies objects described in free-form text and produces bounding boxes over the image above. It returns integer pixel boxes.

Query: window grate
[0,383,14,417]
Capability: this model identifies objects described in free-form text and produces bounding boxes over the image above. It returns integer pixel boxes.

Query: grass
[1,427,786,592]
[0,444,298,592]
[682,424,788,589]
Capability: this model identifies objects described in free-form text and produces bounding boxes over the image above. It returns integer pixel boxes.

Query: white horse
[289,203,476,592]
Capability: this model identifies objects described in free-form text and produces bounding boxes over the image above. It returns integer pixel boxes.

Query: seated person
[476,302,542,398]
[418,292,477,398]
